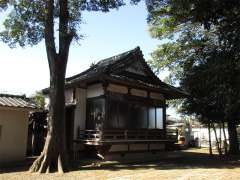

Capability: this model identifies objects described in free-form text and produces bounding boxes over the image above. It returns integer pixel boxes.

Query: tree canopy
[0,0,140,48]
[181,49,240,122]
[147,0,240,154]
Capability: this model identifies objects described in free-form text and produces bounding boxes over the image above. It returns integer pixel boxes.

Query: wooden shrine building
[44,47,186,159]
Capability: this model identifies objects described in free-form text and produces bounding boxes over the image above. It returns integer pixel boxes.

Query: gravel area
[1,148,240,180]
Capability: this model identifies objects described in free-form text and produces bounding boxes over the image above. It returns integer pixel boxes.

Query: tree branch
[44,0,56,76]
[59,0,73,65]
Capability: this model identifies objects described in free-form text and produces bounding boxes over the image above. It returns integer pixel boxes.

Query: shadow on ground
[1,149,240,174]
[0,157,35,174]
[71,149,240,172]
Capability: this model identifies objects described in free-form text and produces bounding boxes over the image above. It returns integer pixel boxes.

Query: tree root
[29,152,65,173]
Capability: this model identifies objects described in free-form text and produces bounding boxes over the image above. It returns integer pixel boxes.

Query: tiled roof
[66,47,140,83]
[0,94,37,109]
[66,47,187,99]
[43,47,188,99]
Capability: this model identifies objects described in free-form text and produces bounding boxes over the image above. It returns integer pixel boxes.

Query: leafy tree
[146,0,240,154]
[33,91,45,109]
[181,49,240,154]
[146,0,240,35]
[146,0,240,75]
[0,0,140,173]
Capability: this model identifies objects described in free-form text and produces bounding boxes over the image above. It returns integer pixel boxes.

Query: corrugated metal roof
[0,94,37,109]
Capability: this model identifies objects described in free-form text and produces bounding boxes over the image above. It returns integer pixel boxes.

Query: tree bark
[222,121,228,155]
[208,121,213,155]
[227,120,239,154]
[30,57,68,173]
[219,124,222,151]
[212,122,222,155]
[29,0,73,173]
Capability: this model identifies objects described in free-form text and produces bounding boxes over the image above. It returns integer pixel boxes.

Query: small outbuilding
[0,94,37,163]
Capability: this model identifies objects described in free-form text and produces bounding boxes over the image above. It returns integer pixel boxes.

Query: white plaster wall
[65,88,74,104]
[107,84,128,94]
[44,96,49,109]
[87,83,104,98]
[150,92,164,100]
[192,127,229,148]
[131,88,148,97]
[73,88,86,139]
[0,108,29,162]
[44,88,73,108]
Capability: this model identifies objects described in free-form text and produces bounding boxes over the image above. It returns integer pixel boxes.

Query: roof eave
[0,105,39,112]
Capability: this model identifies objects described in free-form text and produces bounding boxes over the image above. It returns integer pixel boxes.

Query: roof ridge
[66,46,141,82]
[95,46,140,65]
[0,93,26,99]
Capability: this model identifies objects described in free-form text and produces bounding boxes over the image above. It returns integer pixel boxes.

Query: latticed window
[86,98,105,130]
[106,99,164,129]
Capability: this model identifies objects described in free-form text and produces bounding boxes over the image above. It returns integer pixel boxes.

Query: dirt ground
[1,148,240,180]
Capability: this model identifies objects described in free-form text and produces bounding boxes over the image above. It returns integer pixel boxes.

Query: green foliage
[0,0,45,47]
[147,0,240,56]
[147,0,240,32]
[0,0,140,48]
[147,0,240,123]
[33,91,45,108]
[181,49,240,122]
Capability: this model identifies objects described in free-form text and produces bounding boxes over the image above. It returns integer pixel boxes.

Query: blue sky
[0,1,164,96]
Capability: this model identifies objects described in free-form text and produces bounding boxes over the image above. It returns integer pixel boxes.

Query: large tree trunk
[29,0,72,173]
[212,123,222,155]
[219,124,222,151]
[227,120,239,154]
[222,121,228,155]
[30,58,68,173]
[208,121,213,155]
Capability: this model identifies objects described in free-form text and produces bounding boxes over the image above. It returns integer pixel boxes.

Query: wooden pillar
[147,91,150,129]
[163,105,167,137]
[102,82,108,131]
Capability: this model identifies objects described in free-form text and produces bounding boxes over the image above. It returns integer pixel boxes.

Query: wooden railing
[77,129,178,142]
[78,129,101,140]
[166,128,178,141]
